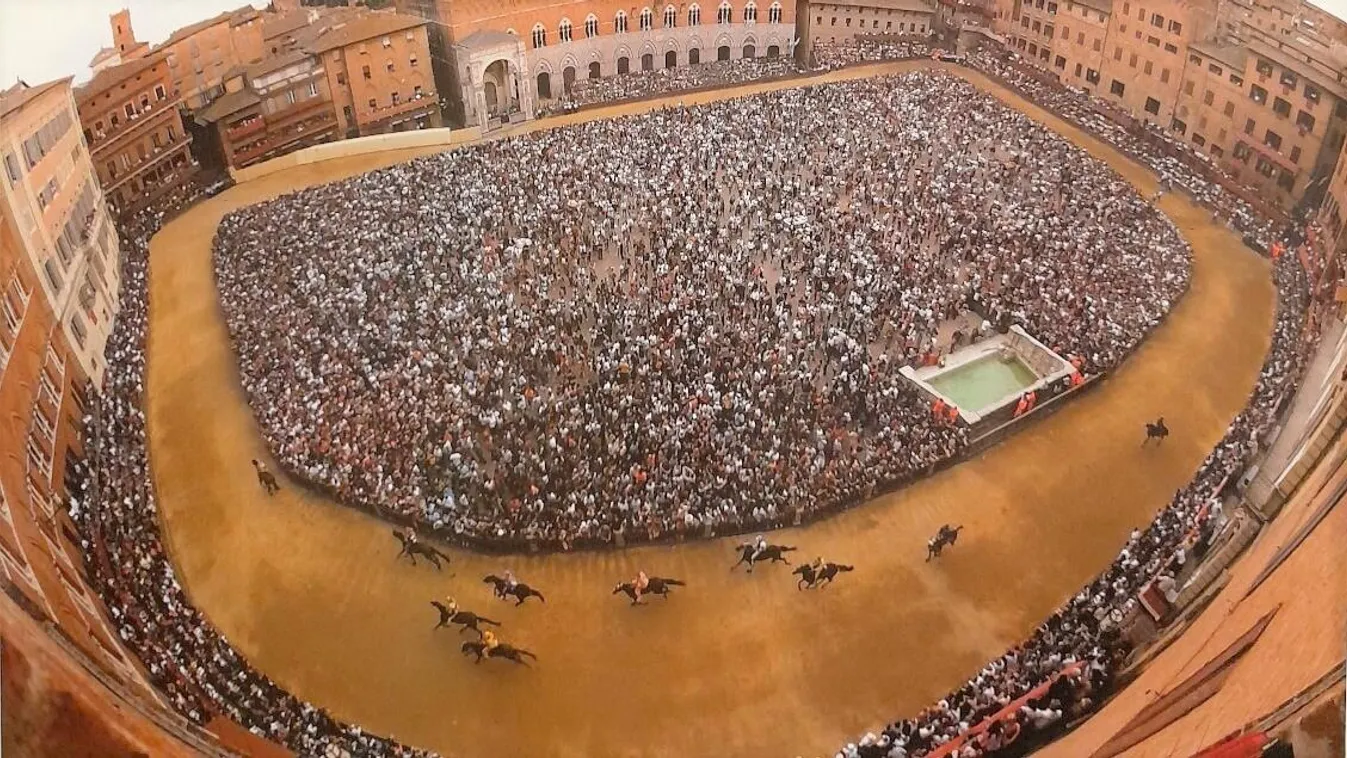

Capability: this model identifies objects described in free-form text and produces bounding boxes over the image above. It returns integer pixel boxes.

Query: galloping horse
[613,577,686,605]
[430,601,500,635]
[793,562,854,589]
[926,524,964,561]
[460,640,537,665]
[483,575,546,605]
[1142,417,1170,447]
[392,530,451,570]
[731,543,797,573]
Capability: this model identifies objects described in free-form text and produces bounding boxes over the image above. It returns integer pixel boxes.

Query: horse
[1142,417,1169,446]
[482,575,546,605]
[250,459,279,495]
[793,562,854,589]
[392,530,450,570]
[731,543,797,572]
[460,640,537,665]
[612,577,686,605]
[926,524,965,561]
[430,601,500,635]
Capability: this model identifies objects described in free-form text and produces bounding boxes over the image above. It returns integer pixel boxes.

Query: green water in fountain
[928,354,1040,412]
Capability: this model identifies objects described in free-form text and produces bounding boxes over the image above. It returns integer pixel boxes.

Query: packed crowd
[964,49,1285,248]
[812,37,934,69]
[69,208,435,757]
[214,71,1189,550]
[834,49,1315,758]
[540,56,801,114]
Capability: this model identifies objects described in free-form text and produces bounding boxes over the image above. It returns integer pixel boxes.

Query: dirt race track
[144,62,1275,758]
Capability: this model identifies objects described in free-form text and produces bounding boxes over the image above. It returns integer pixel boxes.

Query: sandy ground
[142,62,1275,758]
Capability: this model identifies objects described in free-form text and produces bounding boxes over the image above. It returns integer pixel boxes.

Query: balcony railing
[88,94,181,154]
[225,118,265,142]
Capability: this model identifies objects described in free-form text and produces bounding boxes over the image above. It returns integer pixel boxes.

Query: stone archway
[743,43,756,58]
[717,45,730,61]
[618,56,630,74]
[482,59,514,116]
[536,71,552,100]
[665,50,677,68]
[690,48,701,65]
[641,52,654,71]
[767,45,780,59]
[563,66,577,95]
[589,61,601,79]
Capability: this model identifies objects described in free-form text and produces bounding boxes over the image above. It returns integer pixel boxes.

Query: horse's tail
[837,564,855,572]
[532,590,546,603]
[480,617,501,626]
[779,546,798,552]
[664,579,686,586]
[433,547,452,561]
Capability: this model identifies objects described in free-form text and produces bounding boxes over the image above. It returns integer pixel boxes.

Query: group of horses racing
[379,418,1168,666]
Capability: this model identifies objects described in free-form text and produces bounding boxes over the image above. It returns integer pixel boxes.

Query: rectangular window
[1290,146,1301,163]
[1296,111,1315,132]
[1304,84,1320,104]
[1129,53,1138,67]
[1160,68,1170,83]
[1168,19,1182,34]
[1203,90,1215,106]
[1234,141,1251,162]
[368,98,377,109]
[385,61,394,73]
[3,153,18,184]
[1279,70,1297,88]
[1145,97,1161,114]
[337,72,346,85]
[381,35,392,48]
[1075,62,1083,77]
[308,81,319,98]
[1277,169,1295,190]
[154,84,166,100]
[1144,60,1153,74]
[1184,80,1195,95]
[1192,133,1205,146]
[414,85,423,98]
[68,313,85,346]
[1055,55,1066,69]
[1223,102,1234,117]
[1264,129,1281,150]
[1256,156,1275,177]
[1250,84,1267,104]
[362,65,371,80]
[285,90,296,105]
[1110,79,1125,96]
[392,92,401,105]
[1272,97,1290,117]
[1171,117,1187,134]
[1256,59,1274,77]
[1150,12,1163,26]
[1093,39,1101,51]
[1086,68,1100,84]
[1244,118,1255,135]
[1164,42,1177,53]
[1210,144,1223,158]
[1114,46,1122,61]
[1147,35,1159,46]
[410,55,418,68]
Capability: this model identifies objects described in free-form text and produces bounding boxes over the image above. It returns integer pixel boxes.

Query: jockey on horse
[497,569,518,599]
[632,570,650,603]
[480,628,501,656]
[750,534,768,562]
[442,595,458,622]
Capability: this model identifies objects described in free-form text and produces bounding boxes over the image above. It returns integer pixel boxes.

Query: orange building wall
[162,14,266,111]
[335,25,437,131]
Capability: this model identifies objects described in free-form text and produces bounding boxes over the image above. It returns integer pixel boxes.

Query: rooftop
[0,77,72,120]
[263,11,311,42]
[457,29,520,50]
[1190,39,1250,70]
[157,6,260,50]
[194,88,261,124]
[306,12,427,54]
[830,0,936,10]
[1071,0,1114,15]
[75,54,162,101]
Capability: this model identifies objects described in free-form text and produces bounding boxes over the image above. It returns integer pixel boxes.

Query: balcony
[360,93,437,130]
[225,117,265,142]
[88,94,182,154]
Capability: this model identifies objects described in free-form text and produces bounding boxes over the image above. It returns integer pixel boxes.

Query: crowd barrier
[229,126,483,184]
[925,662,1086,758]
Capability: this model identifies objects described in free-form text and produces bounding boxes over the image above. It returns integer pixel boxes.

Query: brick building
[313,12,441,137]
[396,0,800,127]
[75,54,198,217]
[1,87,149,697]
[802,0,936,48]
[155,6,266,111]
[1,79,120,384]
[1000,0,1347,209]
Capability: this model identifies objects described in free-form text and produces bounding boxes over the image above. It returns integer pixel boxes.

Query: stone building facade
[1,79,121,383]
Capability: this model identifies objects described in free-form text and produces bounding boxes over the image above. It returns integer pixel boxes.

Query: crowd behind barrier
[811,37,935,69]
[538,57,803,115]
[68,197,436,756]
[834,44,1316,758]
[214,71,1188,552]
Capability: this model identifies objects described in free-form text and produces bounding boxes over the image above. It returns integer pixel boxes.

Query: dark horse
[483,575,546,605]
[392,530,450,570]
[793,562,854,589]
[460,640,537,665]
[613,577,686,605]
[731,543,797,573]
[430,601,500,635]
[926,524,965,561]
[1142,417,1169,446]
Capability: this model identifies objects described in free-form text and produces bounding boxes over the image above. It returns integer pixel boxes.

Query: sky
[0,0,266,87]
[0,0,1345,87]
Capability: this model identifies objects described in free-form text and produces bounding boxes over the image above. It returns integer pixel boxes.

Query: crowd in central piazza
[214,70,1190,550]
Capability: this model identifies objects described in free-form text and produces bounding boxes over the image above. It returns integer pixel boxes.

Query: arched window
[717,1,732,24]
[640,7,653,31]
[531,23,547,48]
[559,18,573,43]
[664,5,677,28]
[688,3,701,25]
[744,1,757,23]
[768,1,782,23]
[585,14,599,37]
[615,10,628,33]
